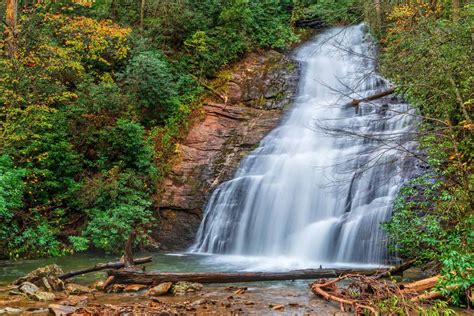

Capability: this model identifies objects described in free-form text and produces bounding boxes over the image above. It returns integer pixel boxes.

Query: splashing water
[190,24,417,270]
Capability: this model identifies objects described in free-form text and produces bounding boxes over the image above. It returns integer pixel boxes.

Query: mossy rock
[170,281,203,296]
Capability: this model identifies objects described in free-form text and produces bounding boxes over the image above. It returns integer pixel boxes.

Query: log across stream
[108,268,383,285]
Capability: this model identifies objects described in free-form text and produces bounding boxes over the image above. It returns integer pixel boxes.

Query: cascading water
[191,24,417,268]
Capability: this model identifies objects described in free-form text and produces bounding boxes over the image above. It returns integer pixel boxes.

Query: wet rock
[233,287,247,295]
[270,304,285,311]
[59,295,88,306]
[12,264,65,291]
[18,282,39,296]
[0,307,22,314]
[48,304,78,315]
[31,291,56,301]
[111,284,126,293]
[16,282,55,301]
[154,50,299,251]
[147,282,173,296]
[65,283,92,295]
[288,302,301,307]
[91,280,104,291]
[170,282,203,296]
[191,299,207,306]
[124,284,148,292]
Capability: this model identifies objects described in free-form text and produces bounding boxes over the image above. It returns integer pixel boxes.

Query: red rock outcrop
[153,50,299,250]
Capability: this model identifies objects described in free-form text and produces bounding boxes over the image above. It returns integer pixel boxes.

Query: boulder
[17,283,55,301]
[18,282,39,296]
[48,304,78,315]
[30,291,56,301]
[12,264,65,291]
[170,281,203,296]
[146,282,172,296]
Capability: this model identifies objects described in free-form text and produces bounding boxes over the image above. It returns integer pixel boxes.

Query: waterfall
[190,24,417,267]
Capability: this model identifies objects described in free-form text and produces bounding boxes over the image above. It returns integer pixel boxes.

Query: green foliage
[379,2,473,307]
[79,169,153,253]
[292,0,360,25]
[0,155,25,220]
[0,0,348,260]
[120,51,180,125]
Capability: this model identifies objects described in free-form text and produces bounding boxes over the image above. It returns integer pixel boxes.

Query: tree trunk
[108,268,381,285]
[452,0,460,21]
[58,257,152,280]
[123,231,136,268]
[375,0,382,31]
[111,0,116,19]
[5,0,18,58]
[140,0,145,31]
[349,88,396,107]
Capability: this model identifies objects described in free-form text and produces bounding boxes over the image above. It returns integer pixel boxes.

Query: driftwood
[310,273,447,314]
[310,275,377,314]
[349,88,396,107]
[108,268,380,285]
[58,257,152,280]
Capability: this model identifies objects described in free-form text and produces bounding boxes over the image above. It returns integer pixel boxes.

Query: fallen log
[400,275,440,293]
[58,256,152,280]
[410,290,444,302]
[107,268,381,285]
[372,258,417,279]
[349,88,396,107]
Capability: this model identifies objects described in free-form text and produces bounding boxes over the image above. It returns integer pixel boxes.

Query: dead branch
[58,257,152,280]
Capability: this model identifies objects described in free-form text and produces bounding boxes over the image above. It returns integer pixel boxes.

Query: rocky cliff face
[153,50,299,251]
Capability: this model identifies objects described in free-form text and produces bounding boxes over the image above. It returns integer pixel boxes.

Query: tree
[140,0,145,31]
[452,0,460,21]
[5,0,18,58]
[375,0,382,31]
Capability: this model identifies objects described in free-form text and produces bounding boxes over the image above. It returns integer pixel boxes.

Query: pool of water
[0,252,386,285]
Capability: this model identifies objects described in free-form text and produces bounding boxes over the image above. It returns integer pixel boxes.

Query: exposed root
[310,274,448,315]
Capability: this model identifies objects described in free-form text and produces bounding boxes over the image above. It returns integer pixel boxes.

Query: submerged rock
[147,282,172,296]
[170,281,203,296]
[124,284,148,292]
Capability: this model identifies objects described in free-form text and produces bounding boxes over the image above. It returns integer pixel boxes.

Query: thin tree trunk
[375,0,382,31]
[140,0,145,31]
[111,0,116,19]
[5,0,18,58]
[123,230,136,268]
[58,257,152,280]
[452,0,460,21]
